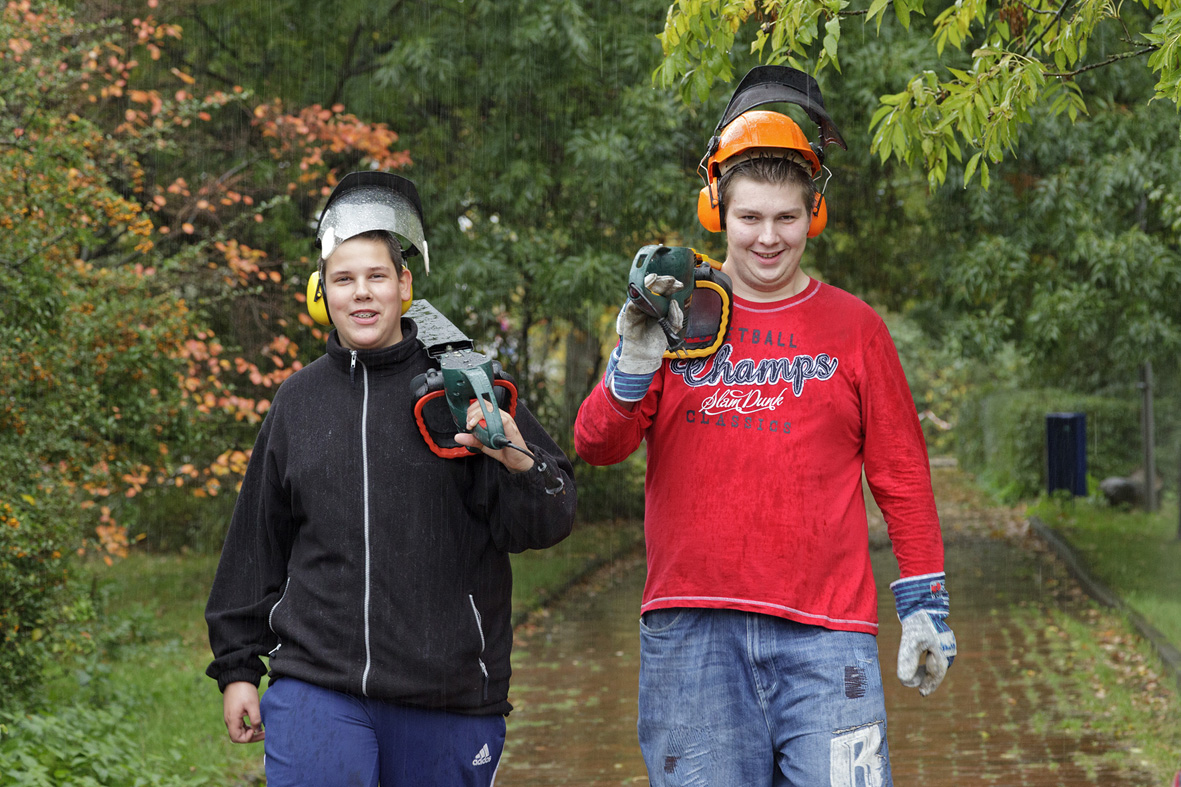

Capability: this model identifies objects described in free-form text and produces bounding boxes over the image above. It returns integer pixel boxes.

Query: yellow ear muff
[306,271,330,325]
[306,270,414,324]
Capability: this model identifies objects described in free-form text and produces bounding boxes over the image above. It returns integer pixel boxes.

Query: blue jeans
[259,676,506,787]
[638,608,892,787]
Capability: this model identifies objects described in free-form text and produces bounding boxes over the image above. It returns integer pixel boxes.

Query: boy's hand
[608,273,683,402]
[455,402,534,473]
[223,681,265,743]
[891,572,957,697]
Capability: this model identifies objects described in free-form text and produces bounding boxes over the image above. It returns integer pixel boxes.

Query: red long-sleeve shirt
[574,279,943,635]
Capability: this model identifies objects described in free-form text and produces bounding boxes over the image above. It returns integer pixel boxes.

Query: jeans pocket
[639,607,688,634]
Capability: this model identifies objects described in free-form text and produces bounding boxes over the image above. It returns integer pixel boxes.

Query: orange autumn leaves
[2,1,411,561]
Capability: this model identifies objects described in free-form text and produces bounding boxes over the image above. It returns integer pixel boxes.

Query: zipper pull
[350,350,357,385]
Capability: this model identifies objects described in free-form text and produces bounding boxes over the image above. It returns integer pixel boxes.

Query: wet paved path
[496,466,1165,786]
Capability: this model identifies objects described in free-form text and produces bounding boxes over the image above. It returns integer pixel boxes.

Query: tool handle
[447,367,509,450]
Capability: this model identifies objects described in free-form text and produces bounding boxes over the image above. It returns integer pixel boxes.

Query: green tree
[915,59,1181,389]
[0,0,415,704]
[146,0,709,452]
[654,1,1181,399]
[657,0,1181,189]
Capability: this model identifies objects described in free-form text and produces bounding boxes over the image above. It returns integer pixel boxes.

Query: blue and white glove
[605,273,683,402]
[891,571,957,697]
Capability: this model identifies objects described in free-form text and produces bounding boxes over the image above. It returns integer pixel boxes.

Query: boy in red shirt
[575,69,955,786]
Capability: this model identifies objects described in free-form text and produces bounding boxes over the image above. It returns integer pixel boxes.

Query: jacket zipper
[468,594,490,700]
[357,357,374,697]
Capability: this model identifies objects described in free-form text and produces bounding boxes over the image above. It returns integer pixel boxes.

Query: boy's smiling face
[722,177,812,302]
[324,236,413,350]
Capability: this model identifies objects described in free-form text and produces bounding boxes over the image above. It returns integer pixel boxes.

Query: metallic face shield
[316,172,430,273]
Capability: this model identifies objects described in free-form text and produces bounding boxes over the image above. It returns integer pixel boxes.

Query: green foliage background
[956,388,1142,501]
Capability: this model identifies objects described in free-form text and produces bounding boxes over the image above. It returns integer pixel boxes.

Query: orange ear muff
[807,192,827,238]
[700,183,828,237]
[306,271,330,325]
[697,183,722,233]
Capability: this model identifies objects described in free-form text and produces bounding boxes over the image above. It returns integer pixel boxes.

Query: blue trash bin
[1046,412,1087,496]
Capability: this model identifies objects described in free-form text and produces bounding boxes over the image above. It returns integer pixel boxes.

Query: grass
[1022,603,1181,780]
[1031,495,1181,648]
[40,553,264,785]
[20,518,642,786]
[957,472,1181,781]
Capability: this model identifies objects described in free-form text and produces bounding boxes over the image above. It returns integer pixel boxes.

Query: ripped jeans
[638,608,891,787]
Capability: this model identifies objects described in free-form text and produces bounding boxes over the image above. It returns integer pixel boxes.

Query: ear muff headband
[305,268,413,326]
[697,183,827,238]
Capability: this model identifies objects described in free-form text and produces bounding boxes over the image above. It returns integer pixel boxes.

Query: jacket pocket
[267,577,292,653]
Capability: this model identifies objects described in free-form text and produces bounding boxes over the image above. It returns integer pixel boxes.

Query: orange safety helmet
[696,66,846,237]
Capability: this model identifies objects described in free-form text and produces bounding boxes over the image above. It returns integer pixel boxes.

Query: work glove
[606,273,683,402]
[891,571,957,697]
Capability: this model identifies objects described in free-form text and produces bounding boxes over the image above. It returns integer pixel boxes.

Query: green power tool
[627,244,734,358]
[440,351,508,450]
[627,245,698,352]
[407,300,565,495]
[408,300,512,453]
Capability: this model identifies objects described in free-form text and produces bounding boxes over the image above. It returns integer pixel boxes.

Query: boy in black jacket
[205,172,576,787]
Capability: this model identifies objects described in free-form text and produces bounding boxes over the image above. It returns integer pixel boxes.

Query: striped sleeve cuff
[890,571,949,621]
[604,344,655,402]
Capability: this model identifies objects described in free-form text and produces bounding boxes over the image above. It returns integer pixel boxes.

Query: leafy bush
[956,387,1140,501]
[1,0,416,704]
[573,452,647,523]
[0,491,73,708]
[0,703,213,787]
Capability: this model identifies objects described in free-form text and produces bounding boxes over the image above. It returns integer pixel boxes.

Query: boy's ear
[399,267,414,315]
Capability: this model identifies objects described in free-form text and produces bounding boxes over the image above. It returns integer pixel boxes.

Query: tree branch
[1013,0,1058,15]
[182,8,252,88]
[1044,45,1157,77]
[1024,0,1076,58]
[328,23,367,108]
[327,0,407,108]
[2,230,67,272]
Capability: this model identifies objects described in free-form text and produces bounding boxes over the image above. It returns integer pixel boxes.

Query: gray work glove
[891,572,957,697]
[607,274,683,402]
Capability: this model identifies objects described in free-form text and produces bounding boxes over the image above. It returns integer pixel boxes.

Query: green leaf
[896,0,912,28]
[867,0,891,28]
[964,151,982,186]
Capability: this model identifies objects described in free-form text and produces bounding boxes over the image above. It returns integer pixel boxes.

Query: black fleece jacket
[205,321,576,715]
